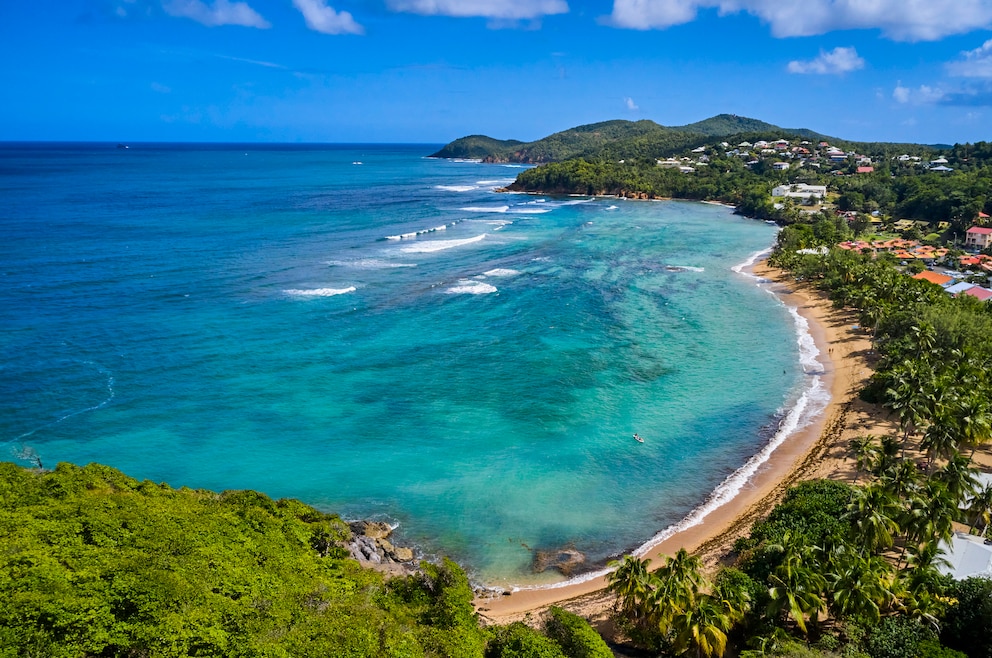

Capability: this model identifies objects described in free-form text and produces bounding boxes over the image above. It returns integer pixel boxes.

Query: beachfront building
[772,183,827,200]
[965,226,992,251]
[940,532,992,580]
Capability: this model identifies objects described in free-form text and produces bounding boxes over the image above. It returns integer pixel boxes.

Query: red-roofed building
[963,287,992,301]
[857,166,874,174]
[979,211,990,219]
[913,270,955,287]
[965,226,992,251]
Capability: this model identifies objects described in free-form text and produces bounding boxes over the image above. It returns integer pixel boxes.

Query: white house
[940,532,992,581]
[772,183,827,199]
[772,162,791,171]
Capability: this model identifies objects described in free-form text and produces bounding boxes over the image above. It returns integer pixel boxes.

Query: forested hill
[430,114,827,163]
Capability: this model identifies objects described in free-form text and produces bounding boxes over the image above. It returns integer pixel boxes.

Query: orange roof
[960,256,982,266]
[913,270,954,286]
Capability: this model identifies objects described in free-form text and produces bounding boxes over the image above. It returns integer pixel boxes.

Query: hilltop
[430,114,828,163]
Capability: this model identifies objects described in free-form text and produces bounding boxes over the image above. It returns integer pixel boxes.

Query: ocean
[0,143,824,587]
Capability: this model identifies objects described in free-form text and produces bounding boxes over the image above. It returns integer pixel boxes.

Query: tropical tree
[671,594,736,658]
[606,555,651,618]
[845,484,901,553]
[765,537,827,635]
[967,483,992,535]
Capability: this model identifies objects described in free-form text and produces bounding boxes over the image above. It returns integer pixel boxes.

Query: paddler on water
[633,433,644,443]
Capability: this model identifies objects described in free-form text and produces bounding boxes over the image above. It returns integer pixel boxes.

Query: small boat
[633,433,644,443]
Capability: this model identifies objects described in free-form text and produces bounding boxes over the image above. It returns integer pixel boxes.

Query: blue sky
[3,0,992,144]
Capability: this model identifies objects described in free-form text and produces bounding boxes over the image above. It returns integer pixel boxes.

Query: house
[774,140,790,150]
[963,287,992,301]
[691,146,707,153]
[913,270,955,287]
[857,166,874,174]
[772,162,790,171]
[930,157,949,165]
[965,226,992,250]
[657,159,681,169]
[931,165,955,172]
[678,166,696,173]
[771,183,827,199]
[946,281,977,296]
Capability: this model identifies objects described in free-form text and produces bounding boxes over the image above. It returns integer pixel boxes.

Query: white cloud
[893,82,911,103]
[608,0,992,41]
[787,47,864,75]
[163,0,270,28]
[893,81,945,104]
[293,0,364,35]
[947,39,992,78]
[387,0,568,20]
[625,96,639,110]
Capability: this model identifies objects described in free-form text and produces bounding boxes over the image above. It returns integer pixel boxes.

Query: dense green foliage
[0,462,606,658]
[941,577,992,658]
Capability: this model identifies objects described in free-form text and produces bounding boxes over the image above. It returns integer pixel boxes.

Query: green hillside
[0,461,611,658]
[430,114,824,163]
[429,134,524,160]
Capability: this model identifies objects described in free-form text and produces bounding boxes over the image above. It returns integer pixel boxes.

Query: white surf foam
[606,205,619,210]
[731,248,771,275]
[666,265,705,273]
[476,179,516,186]
[508,208,552,214]
[284,287,356,297]
[435,185,479,192]
[557,198,594,206]
[461,205,509,213]
[384,225,448,240]
[446,280,498,295]
[327,259,417,269]
[483,268,521,277]
[399,234,487,253]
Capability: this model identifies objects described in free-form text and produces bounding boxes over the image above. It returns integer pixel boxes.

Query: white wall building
[772,183,827,199]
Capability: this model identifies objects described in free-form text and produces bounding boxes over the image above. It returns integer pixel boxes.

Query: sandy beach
[475,259,899,626]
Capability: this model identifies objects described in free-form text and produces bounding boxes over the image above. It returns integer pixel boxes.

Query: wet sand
[476,259,887,624]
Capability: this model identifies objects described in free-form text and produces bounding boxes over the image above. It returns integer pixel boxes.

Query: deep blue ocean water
[0,143,818,586]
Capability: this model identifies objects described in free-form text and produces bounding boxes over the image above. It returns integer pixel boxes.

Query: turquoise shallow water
[1,143,807,585]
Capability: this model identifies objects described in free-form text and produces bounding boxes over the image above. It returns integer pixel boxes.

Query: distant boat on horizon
[116,144,129,150]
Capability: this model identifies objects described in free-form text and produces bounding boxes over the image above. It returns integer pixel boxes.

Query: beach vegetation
[0,461,610,658]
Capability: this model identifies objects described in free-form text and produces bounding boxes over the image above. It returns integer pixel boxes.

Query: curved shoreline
[475,259,871,620]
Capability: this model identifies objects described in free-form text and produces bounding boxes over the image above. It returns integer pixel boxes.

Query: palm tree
[765,538,826,635]
[850,435,880,484]
[672,594,735,658]
[827,548,897,623]
[934,453,980,507]
[920,413,960,468]
[649,549,707,634]
[967,483,992,536]
[878,458,922,501]
[607,555,652,618]
[845,484,901,553]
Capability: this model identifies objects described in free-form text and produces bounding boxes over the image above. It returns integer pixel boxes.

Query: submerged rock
[532,547,586,577]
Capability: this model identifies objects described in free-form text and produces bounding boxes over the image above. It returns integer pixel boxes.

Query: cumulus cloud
[293,0,363,34]
[608,0,992,41]
[947,39,992,78]
[893,81,945,104]
[163,0,270,28]
[787,47,864,75]
[386,0,568,20]
[625,96,639,110]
